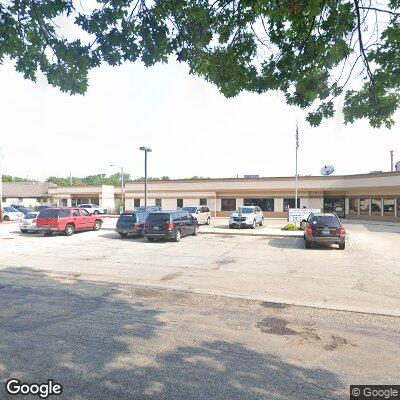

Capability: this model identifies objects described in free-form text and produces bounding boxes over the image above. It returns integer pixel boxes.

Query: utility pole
[390,150,394,172]
[110,164,125,213]
[140,147,152,211]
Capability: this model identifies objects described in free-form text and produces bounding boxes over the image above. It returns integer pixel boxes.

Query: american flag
[296,122,299,150]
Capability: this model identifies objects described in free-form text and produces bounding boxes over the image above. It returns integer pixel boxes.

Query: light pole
[139,147,152,211]
[110,164,125,213]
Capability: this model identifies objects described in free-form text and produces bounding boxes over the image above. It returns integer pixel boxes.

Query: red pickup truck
[36,208,103,236]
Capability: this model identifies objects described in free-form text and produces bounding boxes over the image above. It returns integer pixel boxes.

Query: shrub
[281,223,303,231]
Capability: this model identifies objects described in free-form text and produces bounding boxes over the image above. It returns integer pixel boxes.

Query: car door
[256,207,262,223]
[72,209,84,230]
[79,209,92,230]
[180,212,192,236]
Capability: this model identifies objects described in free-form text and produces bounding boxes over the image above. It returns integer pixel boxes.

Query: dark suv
[116,211,148,238]
[303,213,346,250]
[145,211,199,242]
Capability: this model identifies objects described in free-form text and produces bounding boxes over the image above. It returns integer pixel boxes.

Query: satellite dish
[320,165,335,176]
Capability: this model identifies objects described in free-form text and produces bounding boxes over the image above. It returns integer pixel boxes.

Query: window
[204,207,210,212]
[359,198,370,215]
[200,198,207,206]
[371,198,382,215]
[244,198,274,212]
[383,198,395,216]
[349,198,359,214]
[59,210,70,218]
[155,199,162,208]
[177,198,183,208]
[72,210,80,217]
[134,199,140,208]
[221,198,236,211]
[283,198,300,211]
[80,209,90,216]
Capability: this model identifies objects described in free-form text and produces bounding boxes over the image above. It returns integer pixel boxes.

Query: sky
[0,57,399,181]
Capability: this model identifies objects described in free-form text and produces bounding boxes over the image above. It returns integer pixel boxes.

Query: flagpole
[295,122,298,210]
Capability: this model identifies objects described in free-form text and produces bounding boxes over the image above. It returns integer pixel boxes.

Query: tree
[1,0,399,127]
[46,173,131,186]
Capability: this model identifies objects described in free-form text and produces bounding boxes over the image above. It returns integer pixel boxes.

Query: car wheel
[119,232,128,238]
[65,224,75,236]
[260,218,264,226]
[339,243,345,250]
[229,224,234,229]
[305,239,311,249]
[93,220,102,231]
[192,225,199,236]
[20,229,28,233]
[174,229,181,242]
[94,210,100,215]
[3,215,10,221]
[206,217,211,225]
[147,237,154,241]
[251,220,256,229]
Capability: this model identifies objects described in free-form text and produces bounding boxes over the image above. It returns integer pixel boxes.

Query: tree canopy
[1,0,399,127]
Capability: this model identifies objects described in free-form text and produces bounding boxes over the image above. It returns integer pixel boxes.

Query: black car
[303,213,346,250]
[116,212,148,238]
[145,211,199,242]
[10,204,32,215]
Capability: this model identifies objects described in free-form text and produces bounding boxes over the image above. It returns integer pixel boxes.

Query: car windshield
[118,213,137,223]
[239,207,255,214]
[147,213,170,223]
[25,213,38,219]
[4,207,18,212]
[38,209,60,219]
[312,216,340,228]
[181,207,197,213]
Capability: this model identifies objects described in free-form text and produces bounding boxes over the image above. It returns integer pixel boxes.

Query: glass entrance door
[324,197,345,218]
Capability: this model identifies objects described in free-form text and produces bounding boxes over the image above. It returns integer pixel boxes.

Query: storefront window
[283,198,300,211]
[221,198,236,211]
[349,198,359,214]
[200,198,207,206]
[371,198,382,215]
[397,198,400,219]
[244,198,274,211]
[359,198,370,215]
[177,199,183,208]
[383,198,395,216]
[155,198,162,208]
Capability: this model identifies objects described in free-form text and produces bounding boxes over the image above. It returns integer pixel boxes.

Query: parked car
[135,206,161,213]
[19,212,40,233]
[10,204,33,215]
[2,207,25,221]
[303,212,346,250]
[78,204,107,215]
[229,206,264,229]
[36,208,103,236]
[116,211,148,238]
[145,211,198,242]
[181,206,211,225]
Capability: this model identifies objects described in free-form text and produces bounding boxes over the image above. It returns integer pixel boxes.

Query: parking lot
[0,219,400,399]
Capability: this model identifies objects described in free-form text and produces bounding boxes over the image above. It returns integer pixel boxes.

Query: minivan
[145,211,198,242]
[116,211,148,238]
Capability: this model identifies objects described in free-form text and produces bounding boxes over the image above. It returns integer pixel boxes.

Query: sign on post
[288,208,321,224]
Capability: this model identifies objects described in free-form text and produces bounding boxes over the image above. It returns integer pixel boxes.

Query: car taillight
[305,227,313,235]
[167,223,174,231]
[134,223,140,229]
[339,227,346,237]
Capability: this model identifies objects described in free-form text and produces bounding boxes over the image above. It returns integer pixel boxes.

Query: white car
[181,206,211,225]
[19,212,40,233]
[2,207,25,221]
[77,204,107,215]
[229,206,264,229]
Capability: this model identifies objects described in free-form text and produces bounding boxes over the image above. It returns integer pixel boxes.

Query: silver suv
[181,206,211,225]
[229,206,264,229]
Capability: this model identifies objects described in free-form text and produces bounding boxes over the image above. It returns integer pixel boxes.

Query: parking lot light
[139,147,152,211]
